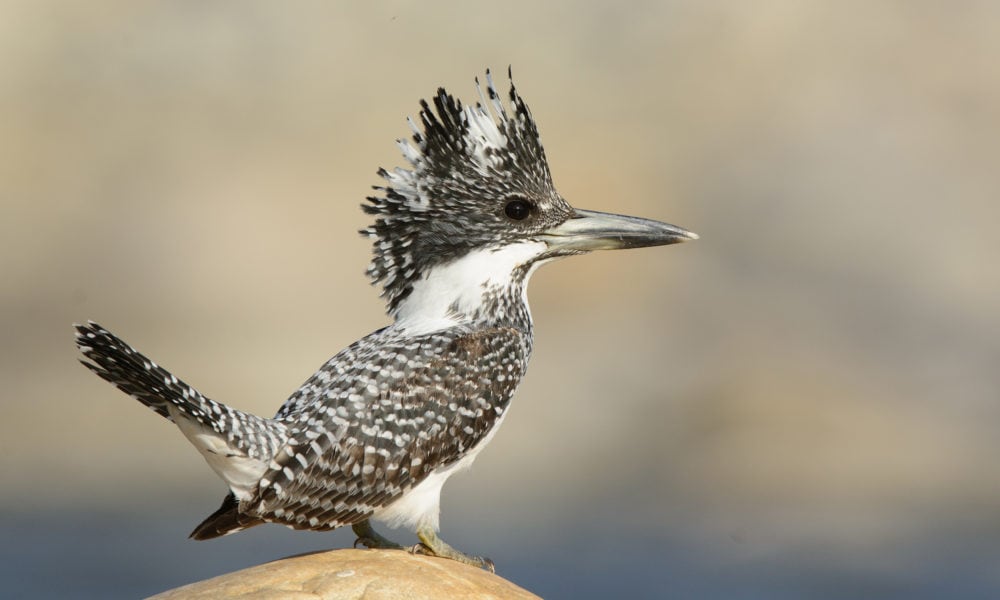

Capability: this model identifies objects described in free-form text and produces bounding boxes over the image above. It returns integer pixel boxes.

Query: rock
[148,548,541,599]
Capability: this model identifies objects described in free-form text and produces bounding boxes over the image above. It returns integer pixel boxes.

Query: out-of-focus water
[4,509,1000,599]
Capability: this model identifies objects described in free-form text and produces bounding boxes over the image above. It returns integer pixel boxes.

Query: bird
[75,69,697,572]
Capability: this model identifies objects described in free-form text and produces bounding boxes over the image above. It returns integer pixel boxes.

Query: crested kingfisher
[76,69,697,572]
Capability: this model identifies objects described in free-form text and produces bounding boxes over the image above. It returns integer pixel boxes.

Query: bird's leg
[352,519,405,550]
[411,524,496,573]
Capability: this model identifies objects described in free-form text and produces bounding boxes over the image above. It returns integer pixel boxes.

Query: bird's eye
[504,198,533,221]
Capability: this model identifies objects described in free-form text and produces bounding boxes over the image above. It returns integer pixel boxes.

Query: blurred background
[3,1,999,598]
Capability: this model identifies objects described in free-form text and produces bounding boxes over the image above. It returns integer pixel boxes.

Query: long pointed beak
[538,208,698,253]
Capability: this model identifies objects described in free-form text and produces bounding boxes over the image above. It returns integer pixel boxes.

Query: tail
[189,491,264,540]
[75,322,288,504]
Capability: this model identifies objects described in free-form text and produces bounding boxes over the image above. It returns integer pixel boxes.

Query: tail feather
[77,321,213,423]
[76,321,287,499]
[190,492,265,540]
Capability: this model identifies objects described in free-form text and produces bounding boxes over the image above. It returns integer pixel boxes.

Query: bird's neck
[391,242,547,335]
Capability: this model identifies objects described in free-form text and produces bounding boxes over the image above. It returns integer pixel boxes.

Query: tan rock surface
[148,548,540,600]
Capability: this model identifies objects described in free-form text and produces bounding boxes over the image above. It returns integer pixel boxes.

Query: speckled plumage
[77,315,529,535]
[76,71,697,563]
[78,71,559,540]
[259,324,529,529]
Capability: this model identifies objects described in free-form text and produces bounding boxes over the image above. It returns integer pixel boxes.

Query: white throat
[393,241,547,335]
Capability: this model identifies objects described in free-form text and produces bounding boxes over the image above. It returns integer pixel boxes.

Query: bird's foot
[411,525,496,573]
[351,520,405,550]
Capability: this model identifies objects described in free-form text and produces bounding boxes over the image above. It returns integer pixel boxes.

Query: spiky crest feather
[362,69,569,315]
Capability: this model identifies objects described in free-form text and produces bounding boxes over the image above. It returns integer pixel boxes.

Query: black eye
[504,198,533,221]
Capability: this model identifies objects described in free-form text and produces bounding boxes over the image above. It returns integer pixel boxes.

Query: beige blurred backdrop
[3,1,1000,596]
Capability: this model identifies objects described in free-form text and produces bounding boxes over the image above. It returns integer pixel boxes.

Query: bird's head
[362,69,697,321]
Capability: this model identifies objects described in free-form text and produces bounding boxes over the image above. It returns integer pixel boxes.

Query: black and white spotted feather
[254,325,529,532]
[363,68,573,314]
[76,324,286,463]
[76,70,568,540]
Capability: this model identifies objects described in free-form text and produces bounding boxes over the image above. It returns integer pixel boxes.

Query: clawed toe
[353,536,376,549]
[409,542,432,556]
[351,520,404,550]
[409,542,494,572]
[480,557,496,573]
[414,524,496,572]
[353,521,495,572]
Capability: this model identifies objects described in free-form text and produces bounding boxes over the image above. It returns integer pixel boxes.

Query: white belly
[373,409,509,532]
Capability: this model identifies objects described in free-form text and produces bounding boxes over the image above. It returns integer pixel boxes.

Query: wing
[246,325,529,530]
